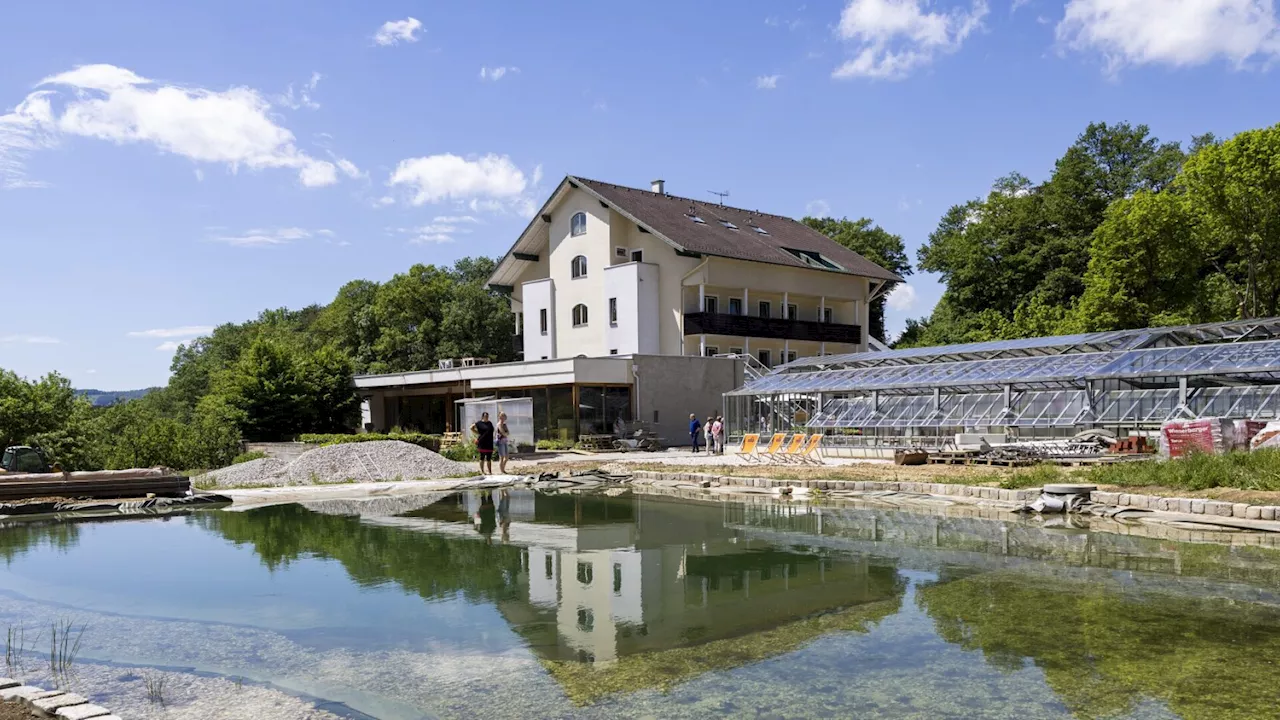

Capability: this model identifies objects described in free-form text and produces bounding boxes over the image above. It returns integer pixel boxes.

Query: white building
[355,176,899,443]
[488,176,901,367]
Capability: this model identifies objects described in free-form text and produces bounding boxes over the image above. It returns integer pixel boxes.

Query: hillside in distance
[77,387,157,407]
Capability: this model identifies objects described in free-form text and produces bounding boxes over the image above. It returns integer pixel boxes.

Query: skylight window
[783,247,843,271]
[688,214,705,224]
[753,226,769,235]
[719,220,738,230]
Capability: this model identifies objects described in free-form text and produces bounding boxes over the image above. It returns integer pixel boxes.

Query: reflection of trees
[0,521,80,564]
[198,505,525,603]
[917,572,1280,720]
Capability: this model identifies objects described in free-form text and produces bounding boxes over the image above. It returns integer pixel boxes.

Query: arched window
[571,255,588,278]
[572,304,589,327]
[570,212,587,236]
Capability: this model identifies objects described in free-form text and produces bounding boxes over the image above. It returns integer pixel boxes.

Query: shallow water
[1,490,1280,719]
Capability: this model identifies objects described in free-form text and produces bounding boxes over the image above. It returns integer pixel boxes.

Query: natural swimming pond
[2,489,1280,719]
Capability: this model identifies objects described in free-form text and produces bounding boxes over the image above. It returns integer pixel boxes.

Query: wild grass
[231,450,268,465]
[1087,449,1280,492]
[5,624,40,675]
[997,464,1071,490]
[143,670,168,705]
[47,618,85,688]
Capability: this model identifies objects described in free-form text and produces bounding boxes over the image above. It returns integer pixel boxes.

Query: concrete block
[0,685,44,701]
[1263,507,1277,521]
[1177,498,1193,513]
[1233,503,1251,519]
[1247,506,1263,520]
[1191,499,1207,514]
[0,679,17,690]
[1206,501,1234,517]
[34,693,88,712]
[56,704,113,720]
[1118,494,1130,506]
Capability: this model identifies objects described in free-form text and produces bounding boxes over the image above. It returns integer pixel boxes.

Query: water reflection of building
[393,490,903,665]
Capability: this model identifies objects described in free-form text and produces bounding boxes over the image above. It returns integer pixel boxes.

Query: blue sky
[2,1,1279,389]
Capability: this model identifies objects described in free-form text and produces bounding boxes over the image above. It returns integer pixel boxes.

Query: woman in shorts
[495,411,511,474]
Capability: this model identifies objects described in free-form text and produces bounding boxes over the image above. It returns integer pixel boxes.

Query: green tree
[209,338,311,441]
[802,217,911,342]
[0,370,85,450]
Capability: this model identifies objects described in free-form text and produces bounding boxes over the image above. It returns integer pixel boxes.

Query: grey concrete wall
[631,355,743,447]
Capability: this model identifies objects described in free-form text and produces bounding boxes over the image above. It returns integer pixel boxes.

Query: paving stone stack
[0,678,118,719]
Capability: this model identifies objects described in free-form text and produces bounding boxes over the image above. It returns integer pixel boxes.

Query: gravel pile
[198,441,471,489]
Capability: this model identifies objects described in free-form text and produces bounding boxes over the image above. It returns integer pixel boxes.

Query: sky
[2,0,1279,390]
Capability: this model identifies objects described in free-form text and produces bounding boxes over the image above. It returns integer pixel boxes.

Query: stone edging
[630,471,1040,503]
[0,678,119,719]
[1091,491,1280,520]
[631,470,1280,520]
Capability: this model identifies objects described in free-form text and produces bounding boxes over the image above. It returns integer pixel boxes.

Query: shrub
[442,442,479,462]
[300,433,442,452]
[536,439,575,451]
[232,450,268,465]
[1087,448,1280,492]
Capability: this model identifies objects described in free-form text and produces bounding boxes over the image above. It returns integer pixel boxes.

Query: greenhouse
[725,317,1280,448]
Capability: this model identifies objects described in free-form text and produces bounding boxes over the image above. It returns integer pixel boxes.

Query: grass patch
[997,464,1070,490]
[1086,449,1280,492]
[231,450,268,465]
[299,432,442,452]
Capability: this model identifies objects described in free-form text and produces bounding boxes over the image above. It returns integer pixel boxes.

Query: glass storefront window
[579,386,605,435]
[548,386,575,442]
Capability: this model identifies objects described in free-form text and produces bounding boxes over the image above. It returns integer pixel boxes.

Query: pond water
[2,490,1280,719]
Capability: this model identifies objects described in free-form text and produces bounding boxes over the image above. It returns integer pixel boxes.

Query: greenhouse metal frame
[725,318,1280,447]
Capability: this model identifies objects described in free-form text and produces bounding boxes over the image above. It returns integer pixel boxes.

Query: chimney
[651,179,665,195]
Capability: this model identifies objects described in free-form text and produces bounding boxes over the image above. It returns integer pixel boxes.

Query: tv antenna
[708,190,730,205]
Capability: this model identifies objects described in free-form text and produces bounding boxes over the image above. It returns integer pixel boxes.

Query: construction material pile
[197,441,471,489]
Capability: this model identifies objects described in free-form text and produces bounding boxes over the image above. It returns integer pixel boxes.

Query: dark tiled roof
[572,177,903,282]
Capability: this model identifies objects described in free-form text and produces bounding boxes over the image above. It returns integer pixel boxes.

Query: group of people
[689,413,726,454]
[471,411,510,476]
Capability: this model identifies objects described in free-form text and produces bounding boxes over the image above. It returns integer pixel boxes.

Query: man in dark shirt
[689,414,701,453]
[473,412,495,475]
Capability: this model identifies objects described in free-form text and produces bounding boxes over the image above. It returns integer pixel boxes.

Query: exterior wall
[603,262,660,356]
[523,278,556,360]
[631,355,743,445]
[610,215,697,355]
[550,190,612,358]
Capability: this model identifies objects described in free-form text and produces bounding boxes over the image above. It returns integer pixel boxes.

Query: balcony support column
[699,284,706,313]
[700,334,706,357]
[819,296,826,356]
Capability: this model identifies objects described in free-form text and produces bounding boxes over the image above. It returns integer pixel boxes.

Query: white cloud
[479,66,520,81]
[432,214,481,224]
[0,64,345,189]
[207,227,320,247]
[886,283,918,311]
[193,168,204,182]
[86,369,97,374]
[128,326,213,339]
[531,164,544,186]
[388,153,530,208]
[336,158,363,179]
[374,17,423,46]
[832,0,989,80]
[278,71,322,110]
[756,74,782,89]
[155,340,189,352]
[1057,0,1280,72]
[0,334,60,344]
[805,199,831,216]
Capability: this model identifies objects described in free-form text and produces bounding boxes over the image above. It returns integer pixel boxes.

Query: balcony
[683,312,862,344]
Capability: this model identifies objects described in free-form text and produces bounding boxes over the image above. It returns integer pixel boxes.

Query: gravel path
[197,441,471,489]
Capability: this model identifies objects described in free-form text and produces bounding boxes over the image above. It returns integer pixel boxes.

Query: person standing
[705,415,715,455]
[472,411,495,475]
[712,416,724,455]
[495,411,511,475]
[689,414,702,453]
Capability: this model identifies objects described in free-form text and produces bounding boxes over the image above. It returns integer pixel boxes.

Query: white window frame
[786,351,797,364]
[615,247,628,258]
[609,297,618,325]
[704,346,719,357]
[729,346,743,355]
[786,303,798,321]
[539,309,548,335]
[630,249,643,262]
[823,307,833,324]
[704,295,719,314]
[728,297,742,315]
[757,349,772,368]
[572,304,589,327]
[571,212,587,237]
[571,255,588,279]
[758,300,771,318]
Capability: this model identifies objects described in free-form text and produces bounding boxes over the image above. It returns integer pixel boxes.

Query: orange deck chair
[796,434,824,464]
[775,433,807,463]
[737,433,761,461]
[757,433,787,462]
